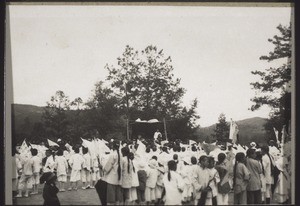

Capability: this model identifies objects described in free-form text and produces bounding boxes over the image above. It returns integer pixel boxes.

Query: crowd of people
[12,135,292,205]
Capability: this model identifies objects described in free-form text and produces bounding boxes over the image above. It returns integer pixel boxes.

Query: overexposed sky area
[8,5,292,127]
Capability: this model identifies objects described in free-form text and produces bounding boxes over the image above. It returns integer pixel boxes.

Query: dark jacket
[43,183,60,206]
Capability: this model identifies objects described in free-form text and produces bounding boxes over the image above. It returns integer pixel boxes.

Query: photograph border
[3,1,297,205]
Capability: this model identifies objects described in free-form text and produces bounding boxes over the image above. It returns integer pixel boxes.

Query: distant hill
[11,104,45,138]
[11,104,269,145]
[196,117,269,145]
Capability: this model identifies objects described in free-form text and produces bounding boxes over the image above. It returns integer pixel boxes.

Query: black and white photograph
[4,2,295,205]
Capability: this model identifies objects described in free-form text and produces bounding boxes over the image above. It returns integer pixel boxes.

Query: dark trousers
[136,189,145,203]
[247,190,262,204]
[95,179,107,206]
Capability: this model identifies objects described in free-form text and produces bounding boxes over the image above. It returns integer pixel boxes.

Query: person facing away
[215,152,230,205]
[136,160,147,204]
[162,160,185,205]
[54,149,68,192]
[40,172,60,206]
[30,148,42,195]
[68,146,85,191]
[192,155,210,205]
[261,145,275,204]
[246,148,263,204]
[233,152,250,205]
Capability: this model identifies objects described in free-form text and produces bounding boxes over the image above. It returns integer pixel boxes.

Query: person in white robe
[162,160,185,205]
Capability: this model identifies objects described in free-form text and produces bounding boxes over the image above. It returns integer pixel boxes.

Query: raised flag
[189,140,197,145]
[47,139,59,147]
[229,120,239,144]
[273,127,280,145]
[81,138,97,158]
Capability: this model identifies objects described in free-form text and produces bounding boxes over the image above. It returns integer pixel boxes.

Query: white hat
[57,138,62,142]
[250,142,257,148]
[138,161,146,170]
[149,159,157,169]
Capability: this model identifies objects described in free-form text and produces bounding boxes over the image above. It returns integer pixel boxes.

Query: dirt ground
[13,181,236,205]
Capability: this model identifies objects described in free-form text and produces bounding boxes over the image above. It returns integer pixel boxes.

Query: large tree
[104,45,199,139]
[106,45,186,120]
[42,90,71,140]
[85,81,125,139]
[213,113,230,141]
[250,24,291,137]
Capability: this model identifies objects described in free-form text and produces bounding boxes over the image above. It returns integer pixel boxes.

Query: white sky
[8,5,292,127]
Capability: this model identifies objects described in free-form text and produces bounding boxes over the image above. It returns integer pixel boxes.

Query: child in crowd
[137,161,147,204]
[121,146,133,204]
[145,159,158,204]
[54,149,68,192]
[155,162,165,204]
[68,147,85,191]
[129,152,139,203]
[40,172,60,206]
[43,150,55,173]
[233,152,250,205]
[215,153,230,205]
[162,160,185,205]
[273,158,290,204]
[91,153,101,188]
[192,155,210,205]
[16,153,33,198]
[190,156,199,205]
[246,148,262,204]
[30,148,42,195]
[179,157,193,204]
[81,147,92,189]
[206,156,220,205]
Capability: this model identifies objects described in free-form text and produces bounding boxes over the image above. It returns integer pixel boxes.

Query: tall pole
[163,118,168,141]
[125,83,130,140]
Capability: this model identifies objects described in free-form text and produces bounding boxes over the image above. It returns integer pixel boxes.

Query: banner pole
[163,118,168,141]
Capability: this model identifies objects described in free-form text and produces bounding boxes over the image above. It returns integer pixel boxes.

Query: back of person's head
[256,151,262,161]
[112,141,120,151]
[191,156,197,165]
[217,153,226,165]
[167,160,177,181]
[151,155,158,161]
[152,146,157,152]
[45,149,52,156]
[173,154,178,161]
[191,146,197,152]
[134,144,139,150]
[261,145,269,154]
[56,149,63,156]
[181,147,186,152]
[121,146,130,157]
[145,146,151,153]
[31,148,38,156]
[235,152,245,163]
[233,152,246,187]
[199,155,207,164]
[74,147,80,153]
[82,147,89,155]
[208,156,215,168]
[246,148,256,158]
[162,146,168,153]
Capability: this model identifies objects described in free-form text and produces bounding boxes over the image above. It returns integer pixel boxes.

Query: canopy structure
[130,118,166,140]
